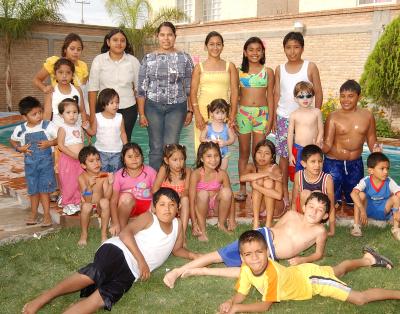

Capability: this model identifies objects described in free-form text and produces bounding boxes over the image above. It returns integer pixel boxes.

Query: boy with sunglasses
[287,81,323,181]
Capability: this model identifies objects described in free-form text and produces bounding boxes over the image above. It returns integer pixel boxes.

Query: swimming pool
[1,122,399,190]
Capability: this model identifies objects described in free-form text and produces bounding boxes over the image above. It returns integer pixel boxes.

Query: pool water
[1,122,400,191]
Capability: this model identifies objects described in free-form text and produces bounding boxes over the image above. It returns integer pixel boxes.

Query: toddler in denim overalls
[10,97,57,226]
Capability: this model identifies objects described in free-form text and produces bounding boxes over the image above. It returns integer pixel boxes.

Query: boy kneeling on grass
[350,152,400,239]
[23,188,199,314]
[77,145,113,246]
[218,230,398,313]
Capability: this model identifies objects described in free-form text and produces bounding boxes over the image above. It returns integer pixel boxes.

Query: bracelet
[187,110,193,114]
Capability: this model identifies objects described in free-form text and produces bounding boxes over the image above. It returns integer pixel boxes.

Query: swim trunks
[217,227,277,267]
[323,156,364,204]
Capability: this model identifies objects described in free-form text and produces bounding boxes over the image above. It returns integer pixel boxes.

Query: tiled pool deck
[0,114,399,242]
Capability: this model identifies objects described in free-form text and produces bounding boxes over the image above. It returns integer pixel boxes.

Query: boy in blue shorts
[219,230,398,313]
[322,80,379,206]
[22,188,198,313]
[350,152,400,238]
[10,96,58,227]
[164,192,330,289]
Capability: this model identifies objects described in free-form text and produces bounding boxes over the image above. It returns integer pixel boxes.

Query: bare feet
[22,295,48,314]
[101,235,108,243]
[217,223,232,234]
[77,237,87,247]
[163,269,182,289]
[227,219,237,231]
[198,234,209,242]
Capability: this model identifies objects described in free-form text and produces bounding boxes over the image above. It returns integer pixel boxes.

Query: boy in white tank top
[273,32,323,208]
[22,188,200,313]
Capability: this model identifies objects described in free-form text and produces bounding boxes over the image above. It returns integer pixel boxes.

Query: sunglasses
[296,94,313,99]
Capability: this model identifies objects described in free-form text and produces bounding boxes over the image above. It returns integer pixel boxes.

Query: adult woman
[190,31,239,152]
[236,37,274,200]
[138,22,194,170]
[33,33,88,94]
[88,28,140,142]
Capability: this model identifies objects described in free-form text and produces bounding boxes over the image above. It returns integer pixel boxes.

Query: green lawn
[1,225,400,313]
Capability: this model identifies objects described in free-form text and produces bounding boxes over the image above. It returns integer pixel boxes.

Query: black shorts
[78,244,135,311]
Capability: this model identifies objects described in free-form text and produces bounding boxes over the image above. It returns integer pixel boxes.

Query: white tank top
[62,124,83,146]
[52,84,81,127]
[277,60,310,118]
[104,213,179,280]
[94,112,123,153]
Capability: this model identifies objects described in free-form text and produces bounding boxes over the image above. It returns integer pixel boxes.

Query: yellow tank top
[197,61,230,108]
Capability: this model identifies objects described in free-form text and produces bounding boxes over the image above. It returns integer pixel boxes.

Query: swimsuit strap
[225,61,229,72]
[199,62,204,72]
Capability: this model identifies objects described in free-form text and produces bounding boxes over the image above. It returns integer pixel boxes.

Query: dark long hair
[162,144,187,182]
[101,28,133,55]
[61,33,83,57]
[121,143,144,177]
[241,37,265,73]
[253,139,276,172]
[196,142,221,170]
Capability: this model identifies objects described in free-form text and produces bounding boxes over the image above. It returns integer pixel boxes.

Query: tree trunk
[5,35,12,112]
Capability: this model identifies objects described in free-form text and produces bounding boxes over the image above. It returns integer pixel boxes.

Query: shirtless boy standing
[163,192,330,288]
[322,80,379,205]
[287,81,323,181]
[77,146,113,246]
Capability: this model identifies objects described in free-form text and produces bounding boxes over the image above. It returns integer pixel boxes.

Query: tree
[0,0,64,111]
[360,16,400,121]
[105,0,186,60]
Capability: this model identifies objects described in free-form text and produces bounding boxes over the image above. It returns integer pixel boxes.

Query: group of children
[13,29,400,313]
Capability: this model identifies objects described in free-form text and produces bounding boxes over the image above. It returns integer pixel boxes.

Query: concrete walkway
[0,193,59,245]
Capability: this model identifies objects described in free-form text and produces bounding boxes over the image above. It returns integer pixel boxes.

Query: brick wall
[0,5,399,112]
[0,23,110,111]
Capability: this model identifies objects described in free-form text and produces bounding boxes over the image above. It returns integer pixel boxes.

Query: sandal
[362,246,393,269]
[26,217,39,226]
[350,224,362,237]
[391,227,400,241]
[234,192,247,202]
[41,222,52,228]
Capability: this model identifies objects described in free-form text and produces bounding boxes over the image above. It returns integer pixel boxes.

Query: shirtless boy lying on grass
[164,191,330,288]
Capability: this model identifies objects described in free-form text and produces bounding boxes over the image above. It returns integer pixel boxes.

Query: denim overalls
[18,120,56,195]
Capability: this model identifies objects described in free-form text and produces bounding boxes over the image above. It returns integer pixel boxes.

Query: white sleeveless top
[94,112,123,153]
[104,213,179,280]
[52,84,81,127]
[277,60,310,118]
[62,124,83,146]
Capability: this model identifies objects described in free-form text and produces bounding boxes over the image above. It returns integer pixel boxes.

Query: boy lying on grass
[219,230,397,313]
[23,188,198,314]
[164,192,330,288]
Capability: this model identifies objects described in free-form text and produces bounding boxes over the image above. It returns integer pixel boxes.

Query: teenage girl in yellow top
[33,33,88,94]
[236,37,274,201]
[190,31,239,153]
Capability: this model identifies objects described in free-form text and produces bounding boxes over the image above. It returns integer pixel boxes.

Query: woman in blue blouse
[137,22,194,170]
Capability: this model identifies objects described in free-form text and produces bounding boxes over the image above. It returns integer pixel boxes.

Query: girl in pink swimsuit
[189,142,234,242]
[152,144,191,247]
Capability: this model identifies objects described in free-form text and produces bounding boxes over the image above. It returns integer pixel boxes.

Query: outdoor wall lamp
[294,21,305,33]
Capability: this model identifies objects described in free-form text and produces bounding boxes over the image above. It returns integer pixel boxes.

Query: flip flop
[26,219,39,226]
[40,222,52,228]
[362,246,393,269]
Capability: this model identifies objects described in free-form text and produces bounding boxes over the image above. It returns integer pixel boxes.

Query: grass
[1,225,400,313]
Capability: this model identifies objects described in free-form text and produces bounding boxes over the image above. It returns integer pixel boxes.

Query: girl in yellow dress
[190,31,239,153]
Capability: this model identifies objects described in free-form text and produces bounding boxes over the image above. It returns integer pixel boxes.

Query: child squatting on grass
[218,230,398,313]
[22,187,199,314]
[77,146,113,246]
[350,152,400,239]
[163,192,330,289]
[10,96,58,227]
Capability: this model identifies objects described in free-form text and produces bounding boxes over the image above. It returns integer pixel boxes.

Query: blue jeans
[99,151,122,173]
[145,99,187,170]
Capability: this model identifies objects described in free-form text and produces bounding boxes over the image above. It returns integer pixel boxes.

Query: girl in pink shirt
[109,143,156,235]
